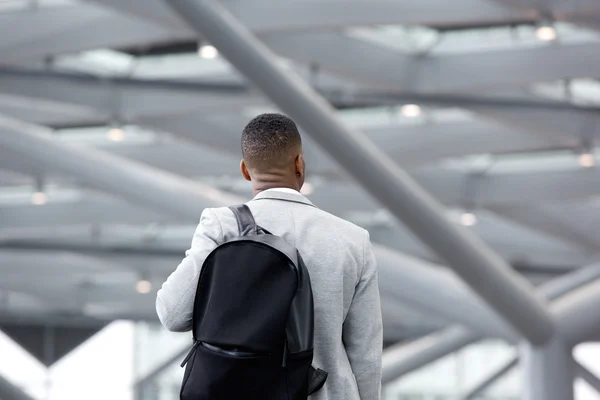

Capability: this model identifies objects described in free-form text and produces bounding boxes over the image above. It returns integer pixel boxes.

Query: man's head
[240,113,305,194]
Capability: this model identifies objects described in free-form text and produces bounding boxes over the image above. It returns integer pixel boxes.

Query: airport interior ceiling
[2,0,600,364]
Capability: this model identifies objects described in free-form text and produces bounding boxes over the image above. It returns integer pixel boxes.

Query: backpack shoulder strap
[228,204,258,236]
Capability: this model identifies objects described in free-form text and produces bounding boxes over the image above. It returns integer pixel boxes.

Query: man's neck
[252,182,299,197]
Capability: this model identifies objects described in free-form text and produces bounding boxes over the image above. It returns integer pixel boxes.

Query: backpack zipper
[281,339,288,367]
[181,341,200,368]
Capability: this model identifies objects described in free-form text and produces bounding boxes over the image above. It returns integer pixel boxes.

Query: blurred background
[2,0,600,399]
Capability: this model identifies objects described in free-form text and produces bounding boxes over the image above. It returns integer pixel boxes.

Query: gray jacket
[156,189,383,400]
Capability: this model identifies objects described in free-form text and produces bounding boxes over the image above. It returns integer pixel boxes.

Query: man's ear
[295,154,305,178]
[240,160,251,182]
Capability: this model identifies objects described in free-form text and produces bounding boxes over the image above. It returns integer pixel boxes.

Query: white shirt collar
[263,187,301,195]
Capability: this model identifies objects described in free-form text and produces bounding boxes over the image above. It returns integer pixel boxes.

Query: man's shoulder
[206,203,368,240]
[311,207,368,237]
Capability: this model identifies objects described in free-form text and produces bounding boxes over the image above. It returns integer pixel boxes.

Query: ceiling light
[136,280,152,294]
[400,104,422,118]
[460,212,478,227]
[31,191,47,205]
[107,127,125,142]
[579,152,596,168]
[536,24,557,42]
[300,182,314,196]
[198,45,218,60]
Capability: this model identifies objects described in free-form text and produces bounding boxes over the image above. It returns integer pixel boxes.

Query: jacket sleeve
[342,231,383,400]
[156,208,223,332]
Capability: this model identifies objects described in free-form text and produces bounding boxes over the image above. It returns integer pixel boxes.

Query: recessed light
[136,280,152,294]
[107,128,125,142]
[198,45,218,59]
[400,104,422,118]
[460,212,478,227]
[579,153,595,168]
[31,192,47,205]
[536,24,557,42]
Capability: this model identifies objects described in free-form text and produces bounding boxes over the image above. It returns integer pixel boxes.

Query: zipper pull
[181,341,200,368]
[281,340,288,368]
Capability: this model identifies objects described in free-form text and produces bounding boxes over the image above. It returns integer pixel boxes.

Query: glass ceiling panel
[348,22,600,55]
[532,79,600,107]
[338,106,475,127]
[441,148,597,175]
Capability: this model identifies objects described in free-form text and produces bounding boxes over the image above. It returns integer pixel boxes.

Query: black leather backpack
[180,204,327,399]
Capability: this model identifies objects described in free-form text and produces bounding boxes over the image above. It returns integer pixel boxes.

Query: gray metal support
[576,363,600,394]
[520,338,574,400]
[375,247,516,341]
[0,375,35,400]
[463,359,600,399]
[0,115,240,221]
[381,263,600,383]
[165,0,554,345]
[463,356,518,399]
[553,279,600,344]
[382,326,478,385]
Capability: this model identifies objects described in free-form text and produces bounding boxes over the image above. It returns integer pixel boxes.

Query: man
[156,113,383,400]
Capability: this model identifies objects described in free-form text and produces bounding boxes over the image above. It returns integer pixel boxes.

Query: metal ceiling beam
[381,262,600,382]
[265,32,600,93]
[3,5,600,95]
[0,375,35,400]
[0,4,191,63]
[0,197,169,229]
[489,205,600,253]
[464,358,600,399]
[553,278,600,344]
[1,69,597,162]
[382,326,479,384]
[521,337,574,400]
[463,356,519,399]
[90,0,524,33]
[576,363,600,394]
[374,246,516,340]
[0,69,259,120]
[165,0,554,345]
[487,0,600,31]
[0,115,240,220]
[0,0,521,63]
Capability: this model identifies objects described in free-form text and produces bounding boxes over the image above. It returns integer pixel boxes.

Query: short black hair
[241,113,302,169]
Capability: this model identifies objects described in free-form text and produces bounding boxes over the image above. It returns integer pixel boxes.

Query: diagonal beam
[463,356,519,399]
[0,375,35,400]
[381,262,600,382]
[464,358,600,399]
[165,0,554,345]
[0,115,240,220]
[553,277,600,344]
[382,326,479,384]
[374,246,516,340]
[576,363,600,394]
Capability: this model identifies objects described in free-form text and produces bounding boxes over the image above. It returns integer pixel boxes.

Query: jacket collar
[251,189,316,208]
